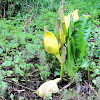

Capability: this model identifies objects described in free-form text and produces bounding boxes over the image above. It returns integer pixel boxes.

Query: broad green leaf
[72,30,85,62]
[83,20,92,42]
[67,39,71,63]
[74,16,92,42]
[70,36,75,59]
[66,39,75,78]
[75,17,87,32]
[67,38,75,65]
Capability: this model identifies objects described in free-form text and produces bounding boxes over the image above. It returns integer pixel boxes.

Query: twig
[59,79,74,91]
[85,81,98,96]
[3,79,36,92]
[26,91,33,99]
[14,88,25,93]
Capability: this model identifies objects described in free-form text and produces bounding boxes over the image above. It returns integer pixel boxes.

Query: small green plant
[0,69,7,97]
[92,77,100,88]
[61,89,77,100]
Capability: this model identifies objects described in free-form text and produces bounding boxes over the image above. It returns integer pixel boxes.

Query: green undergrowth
[0,19,44,96]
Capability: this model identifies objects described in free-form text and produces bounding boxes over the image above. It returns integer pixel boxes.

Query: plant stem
[68,38,70,62]
[62,23,68,37]
[56,32,59,41]
[60,63,64,80]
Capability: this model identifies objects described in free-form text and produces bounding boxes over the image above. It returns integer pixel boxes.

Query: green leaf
[14,55,20,63]
[70,36,75,59]
[72,30,85,62]
[75,17,87,32]
[7,71,13,76]
[54,68,60,77]
[10,93,14,100]
[75,16,92,42]
[67,39,71,63]
[1,81,7,88]
[20,63,26,69]
[81,59,89,70]
[9,42,18,48]
[0,81,7,96]
[12,78,18,82]
[27,63,33,69]
[94,69,100,75]
[14,66,20,73]
[83,20,92,42]
[2,61,12,66]
[0,48,3,54]
[19,70,24,76]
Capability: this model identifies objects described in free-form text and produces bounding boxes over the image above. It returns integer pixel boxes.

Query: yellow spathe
[72,10,79,21]
[64,10,79,31]
[64,14,70,32]
[36,78,61,98]
[44,31,59,55]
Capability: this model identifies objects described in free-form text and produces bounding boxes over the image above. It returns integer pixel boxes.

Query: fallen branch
[59,79,74,91]
[3,79,36,92]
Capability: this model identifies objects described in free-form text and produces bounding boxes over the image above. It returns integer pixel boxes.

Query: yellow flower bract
[64,10,79,31]
[36,78,61,98]
[72,10,79,21]
[64,14,70,31]
[44,31,59,55]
